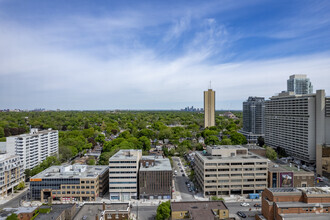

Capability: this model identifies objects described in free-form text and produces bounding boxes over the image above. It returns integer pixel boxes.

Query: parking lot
[172,157,196,201]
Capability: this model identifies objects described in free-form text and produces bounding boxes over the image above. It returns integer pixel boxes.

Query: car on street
[240,202,249,207]
[187,183,191,187]
[188,188,192,192]
[237,211,246,218]
[185,181,189,184]
[182,174,185,176]
[181,170,184,172]
[254,203,261,207]
[316,177,324,182]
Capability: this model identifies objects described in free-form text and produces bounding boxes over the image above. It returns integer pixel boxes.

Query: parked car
[181,170,184,172]
[187,184,191,187]
[188,188,192,192]
[240,202,249,207]
[237,211,246,218]
[316,177,324,182]
[182,174,185,176]
[254,203,261,207]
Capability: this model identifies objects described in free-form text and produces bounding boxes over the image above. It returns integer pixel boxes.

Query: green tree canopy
[205,136,220,145]
[156,201,171,220]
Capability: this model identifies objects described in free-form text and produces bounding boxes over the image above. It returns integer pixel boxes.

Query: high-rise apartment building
[109,149,142,201]
[204,89,215,128]
[240,97,265,143]
[287,74,313,95]
[0,153,24,197]
[265,90,330,174]
[6,128,58,169]
[195,145,268,197]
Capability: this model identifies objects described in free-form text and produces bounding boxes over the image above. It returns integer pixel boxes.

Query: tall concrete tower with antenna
[204,82,215,128]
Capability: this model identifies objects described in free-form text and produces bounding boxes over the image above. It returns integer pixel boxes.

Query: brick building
[73,203,130,220]
[256,187,330,220]
[139,156,172,199]
[268,162,314,188]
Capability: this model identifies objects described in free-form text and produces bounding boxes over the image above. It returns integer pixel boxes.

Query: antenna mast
[209,81,212,89]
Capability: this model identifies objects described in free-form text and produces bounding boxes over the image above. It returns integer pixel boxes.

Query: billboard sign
[280,172,293,187]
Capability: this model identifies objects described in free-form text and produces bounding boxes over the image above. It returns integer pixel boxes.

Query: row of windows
[110,176,136,179]
[109,166,137,169]
[53,191,95,194]
[109,187,137,189]
[109,171,137,174]
[109,161,136,164]
[62,185,95,189]
[109,182,137,184]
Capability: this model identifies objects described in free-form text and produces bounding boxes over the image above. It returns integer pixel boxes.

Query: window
[67,186,70,189]
[86,181,90,184]
[91,181,95,184]
[62,186,66,189]
[91,186,95,189]
[72,186,75,189]
[77,186,80,189]
[81,181,85,184]
[81,186,85,189]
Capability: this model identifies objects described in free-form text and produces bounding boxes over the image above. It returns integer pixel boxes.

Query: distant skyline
[1,0,330,110]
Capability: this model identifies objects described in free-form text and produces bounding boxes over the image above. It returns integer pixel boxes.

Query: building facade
[30,165,109,202]
[240,96,265,143]
[287,74,313,95]
[139,156,172,199]
[268,162,314,188]
[109,149,142,201]
[6,128,59,169]
[195,145,268,197]
[265,90,330,174]
[204,89,215,128]
[0,153,24,197]
[171,201,229,220]
[256,187,330,220]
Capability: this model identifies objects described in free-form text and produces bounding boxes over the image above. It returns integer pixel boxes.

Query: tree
[0,127,4,138]
[24,169,31,180]
[87,158,96,165]
[177,144,187,157]
[277,147,288,158]
[139,136,151,151]
[6,213,18,220]
[15,181,25,190]
[210,196,224,201]
[156,200,171,220]
[205,136,220,145]
[95,134,105,145]
[230,132,247,145]
[257,136,265,147]
[220,138,232,145]
[265,146,277,160]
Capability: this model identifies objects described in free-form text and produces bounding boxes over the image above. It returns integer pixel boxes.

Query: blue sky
[0,0,330,110]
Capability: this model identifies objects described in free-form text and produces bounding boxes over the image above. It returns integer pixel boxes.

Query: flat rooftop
[268,187,330,195]
[140,156,172,171]
[280,213,330,220]
[73,203,129,220]
[171,201,228,212]
[9,129,57,138]
[109,149,141,161]
[35,204,75,220]
[277,202,330,208]
[268,162,313,174]
[31,165,108,179]
[196,150,267,161]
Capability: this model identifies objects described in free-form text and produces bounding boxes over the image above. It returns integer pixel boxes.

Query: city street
[0,191,27,209]
[226,201,261,220]
[172,157,196,201]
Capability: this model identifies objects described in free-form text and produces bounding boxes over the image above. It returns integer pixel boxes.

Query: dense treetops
[0,111,245,167]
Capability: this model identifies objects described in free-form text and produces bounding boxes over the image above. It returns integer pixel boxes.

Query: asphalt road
[131,205,157,220]
[226,201,261,220]
[172,157,196,201]
[0,191,28,209]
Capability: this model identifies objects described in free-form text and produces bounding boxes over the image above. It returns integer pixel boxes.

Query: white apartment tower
[265,90,330,174]
[6,128,59,169]
[109,149,142,201]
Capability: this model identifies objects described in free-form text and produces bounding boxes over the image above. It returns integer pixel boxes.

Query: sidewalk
[0,185,29,205]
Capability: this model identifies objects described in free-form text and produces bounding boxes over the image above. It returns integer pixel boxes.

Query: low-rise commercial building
[109,149,142,201]
[257,187,330,220]
[268,162,314,188]
[0,207,39,220]
[195,145,268,197]
[35,204,76,220]
[30,165,109,202]
[73,203,130,220]
[139,156,172,199]
[171,201,229,220]
[0,153,24,197]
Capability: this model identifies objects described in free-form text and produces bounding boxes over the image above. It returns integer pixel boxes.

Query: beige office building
[195,145,268,197]
[204,89,215,128]
[0,153,25,197]
[109,149,142,201]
